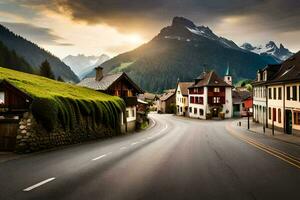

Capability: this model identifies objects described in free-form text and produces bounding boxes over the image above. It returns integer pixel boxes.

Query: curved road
[0,114,299,200]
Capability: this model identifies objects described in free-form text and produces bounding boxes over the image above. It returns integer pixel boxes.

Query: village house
[232,90,253,117]
[175,82,193,116]
[78,66,144,132]
[188,70,233,119]
[157,90,176,113]
[253,51,300,136]
[138,92,159,111]
[0,80,32,151]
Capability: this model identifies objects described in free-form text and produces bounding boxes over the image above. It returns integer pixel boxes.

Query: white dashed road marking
[92,152,112,161]
[23,178,56,192]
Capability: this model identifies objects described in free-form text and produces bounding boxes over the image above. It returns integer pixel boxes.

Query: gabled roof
[189,71,231,88]
[268,51,300,84]
[78,72,144,93]
[177,82,193,96]
[160,92,175,101]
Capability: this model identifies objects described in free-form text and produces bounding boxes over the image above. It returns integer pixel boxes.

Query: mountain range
[93,16,279,93]
[63,54,110,79]
[0,24,79,82]
[241,41,293,61]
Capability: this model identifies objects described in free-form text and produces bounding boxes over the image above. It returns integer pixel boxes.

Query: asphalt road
[0,114,300,200]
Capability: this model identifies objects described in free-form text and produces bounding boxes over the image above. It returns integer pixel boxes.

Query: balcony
[122,96,138,107]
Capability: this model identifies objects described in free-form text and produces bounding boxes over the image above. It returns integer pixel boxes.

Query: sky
[0,0,299,59]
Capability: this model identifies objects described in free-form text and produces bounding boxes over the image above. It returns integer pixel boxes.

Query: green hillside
[0,67,125,132]
[0,41,33,73]
[0,24,79,82]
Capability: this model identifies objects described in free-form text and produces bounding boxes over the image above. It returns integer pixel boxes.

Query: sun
[127,34,143,45]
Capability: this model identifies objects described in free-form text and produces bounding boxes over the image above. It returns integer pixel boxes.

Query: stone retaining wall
[15,112,117,153]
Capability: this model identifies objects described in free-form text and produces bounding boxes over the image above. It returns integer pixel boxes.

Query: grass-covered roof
[0,67,125,132]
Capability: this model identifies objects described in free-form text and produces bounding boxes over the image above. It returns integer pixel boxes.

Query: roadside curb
[233,121,300,147]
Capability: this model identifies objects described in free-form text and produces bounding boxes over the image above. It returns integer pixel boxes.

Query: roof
[78,72,144,93]
[138,99,148,105]
[232,90,252,104]
[268,51,300,84]
[160,92,175,101]
[138,92,158,101]
[177,82,193,96]
[189,71,231,88]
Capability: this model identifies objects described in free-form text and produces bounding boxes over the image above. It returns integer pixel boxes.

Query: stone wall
[15,112,117,153]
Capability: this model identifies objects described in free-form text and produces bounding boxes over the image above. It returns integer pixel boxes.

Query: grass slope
[0,67,125,132]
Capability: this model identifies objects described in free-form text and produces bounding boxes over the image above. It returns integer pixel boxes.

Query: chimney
[95,66,103,81]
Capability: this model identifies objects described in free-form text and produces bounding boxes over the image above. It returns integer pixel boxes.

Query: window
[199,109,204,116]
[292,86,297,101]
[269,108,271,120]
[278,87,282,100]
[194,108,197,114]
[199,97,203,105]
[269,88,272,99]
[190,96,195,103]
[214,87,220,92]
[195,97,199,104]
[213,97,220,104]
[294,111,300,125]
[126,110,129,118]
[180,107,182,112]
[273,88,277,100]
[287,86,291,100]
[273,108,276,122]
[278,109,281,123]
[189,107,192,113]
[0,92,4,104]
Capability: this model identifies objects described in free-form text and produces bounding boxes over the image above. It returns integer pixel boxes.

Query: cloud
[16,0,300,35]
[0,22,73,46]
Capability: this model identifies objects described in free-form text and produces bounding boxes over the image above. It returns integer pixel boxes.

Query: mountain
[0,24,79,82]
[0,40,33,73]
[62,54,110,79]
[241,41,293,61]
[93,16,278,93]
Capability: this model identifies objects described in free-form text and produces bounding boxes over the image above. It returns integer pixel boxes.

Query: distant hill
[94,17,278,93]
[0,24,79,82]
[241,41,293,61]
[63,54,110,79]
[0,40,33,73]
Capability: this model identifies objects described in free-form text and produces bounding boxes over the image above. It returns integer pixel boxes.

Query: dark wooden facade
[0,80,32,151]
[103,74,142,107]
[207,87,226,105]
[0,80,32,115]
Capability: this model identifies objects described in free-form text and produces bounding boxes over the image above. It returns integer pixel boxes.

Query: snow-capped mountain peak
[160,16,240,50]
[241,41,293,61]
[63,54,110,79]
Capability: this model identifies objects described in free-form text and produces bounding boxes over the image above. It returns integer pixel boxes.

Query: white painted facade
[188,87,208,119]
[188,87,233,119]
[267,85,284,129]
[175,85,189,116]
[253,86,267,125]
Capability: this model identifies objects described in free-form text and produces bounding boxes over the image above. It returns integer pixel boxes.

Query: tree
[39,60,55,79]
[57,76,64,82]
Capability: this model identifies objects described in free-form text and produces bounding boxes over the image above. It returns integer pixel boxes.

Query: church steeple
[224,65,232,85]
[225,65,231,76]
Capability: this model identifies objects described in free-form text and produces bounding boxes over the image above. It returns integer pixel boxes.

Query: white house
[253,51,300,135]
[175,82,193,116]
[188,70,233,119]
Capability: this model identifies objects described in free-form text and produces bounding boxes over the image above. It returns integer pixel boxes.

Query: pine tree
[57,76,64,82]
[39,60,55,79]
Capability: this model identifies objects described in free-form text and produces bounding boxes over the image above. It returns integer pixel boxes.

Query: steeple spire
[225,63,231,76]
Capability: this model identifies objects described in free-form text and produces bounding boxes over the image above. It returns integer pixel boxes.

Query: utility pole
[247,111,250,130]
[272,118,275,136]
